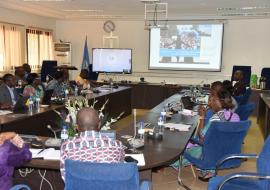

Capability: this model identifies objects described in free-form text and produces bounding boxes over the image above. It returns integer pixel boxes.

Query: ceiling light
[63,9,104,13]
[217,6,270,11]
[140,0,160,4]
[23,0,73,2]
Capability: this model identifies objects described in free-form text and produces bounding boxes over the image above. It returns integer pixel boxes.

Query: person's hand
[0,132,17,145]
[198,105,207,117]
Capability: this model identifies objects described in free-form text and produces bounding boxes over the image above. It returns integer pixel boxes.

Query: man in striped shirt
[60,108,125,181]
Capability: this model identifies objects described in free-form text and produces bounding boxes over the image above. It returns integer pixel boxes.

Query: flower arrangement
[54,96,124,137]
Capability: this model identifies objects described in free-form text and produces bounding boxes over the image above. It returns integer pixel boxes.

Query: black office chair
[231,65,251,87]
[41,60,57,83]
[261,68,270,89]
[88,64,99,81]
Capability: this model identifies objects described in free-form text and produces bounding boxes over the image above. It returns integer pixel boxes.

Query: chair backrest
[235,102,255,121]
[201,120,251,169]
[257,136,270,190]
[261,68,270,89]
[231,65,251,87]
[65,160,140,190]
[10,184,31,190]
[234,88,252,105]
[41,60,57,83]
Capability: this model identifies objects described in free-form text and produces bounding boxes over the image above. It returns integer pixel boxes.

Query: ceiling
[1,0,270,20]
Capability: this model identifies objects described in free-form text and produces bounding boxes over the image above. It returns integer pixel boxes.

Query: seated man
[0,132,32,189]
[60,107,125,180]
[0,74,18,108]
[232,70,246,96]
[75,69,90,89]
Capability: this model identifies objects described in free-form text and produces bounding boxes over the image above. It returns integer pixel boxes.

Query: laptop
[42,89,54,105]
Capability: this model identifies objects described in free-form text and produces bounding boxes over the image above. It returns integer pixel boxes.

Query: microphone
[45,125,61,147]
[128,109,144,149]
[47,125,57,139]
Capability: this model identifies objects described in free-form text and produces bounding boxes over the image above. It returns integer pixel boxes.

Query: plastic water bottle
[138,121,145,139]
[74,86,78,96]
[28,97,33,113]
[36,97,40,112]
[64,89,69,101]
[158,116,164,136]
[60,125,68,141]
[161,108,166,124]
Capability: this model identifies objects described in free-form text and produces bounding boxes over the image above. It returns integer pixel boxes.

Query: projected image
[150,23,223,71]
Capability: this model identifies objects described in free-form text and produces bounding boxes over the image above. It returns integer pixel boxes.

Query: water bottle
[64,89,69,101]
[138,121,145,139]
[157,116,164,136]
[60,125,68,141]
[74,85,78,96]
[36,97,40,112]
[28,97,33,113]
[161,108,166,124]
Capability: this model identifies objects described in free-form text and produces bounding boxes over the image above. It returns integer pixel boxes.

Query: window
[27,29,54,71]
[0,24,22,71]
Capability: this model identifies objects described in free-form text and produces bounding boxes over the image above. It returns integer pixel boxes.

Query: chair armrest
[140,181,152,190]
[217,172,270,190]
[215,154,258,175]
[189,137,203,146]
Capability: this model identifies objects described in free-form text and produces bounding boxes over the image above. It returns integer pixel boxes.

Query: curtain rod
[27,26,53,32]
[0,21,24,27]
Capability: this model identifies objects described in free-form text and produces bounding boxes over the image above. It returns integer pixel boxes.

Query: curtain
[27,29,39,71]
[0,25,22,71]
[27,29,54,71]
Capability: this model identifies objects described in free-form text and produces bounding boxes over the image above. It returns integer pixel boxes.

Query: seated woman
[23,73,44,101]
[182,89,240,181]
[0,132,32,189]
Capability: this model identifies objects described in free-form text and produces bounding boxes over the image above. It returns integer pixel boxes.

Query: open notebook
[30,148,60,160]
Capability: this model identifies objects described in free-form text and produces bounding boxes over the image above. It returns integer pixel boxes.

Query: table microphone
[128,109,144,148]
[45,125,61,147]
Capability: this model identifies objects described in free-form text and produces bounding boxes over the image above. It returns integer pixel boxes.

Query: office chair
[10,184,31,190]
[234,87,252,105]
[65,160,151,190]
[261,68,270,89]
[208,136,270,190]
[88,64,99,81]
[231,65,251,87]
[235,103,255,121]
[182,120,251,175]
[40,60,57,83]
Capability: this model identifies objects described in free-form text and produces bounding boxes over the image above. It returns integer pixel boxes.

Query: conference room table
[257,92,270,139]
[0,86,131,136]
[13,93,198,189]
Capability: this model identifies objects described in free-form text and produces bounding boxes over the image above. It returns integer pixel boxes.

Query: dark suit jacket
[0,84,19,106]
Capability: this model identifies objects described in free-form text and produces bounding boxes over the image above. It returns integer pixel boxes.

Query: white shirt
[7,86,16,105]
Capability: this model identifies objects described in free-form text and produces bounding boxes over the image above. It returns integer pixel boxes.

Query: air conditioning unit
[54,42,71,65]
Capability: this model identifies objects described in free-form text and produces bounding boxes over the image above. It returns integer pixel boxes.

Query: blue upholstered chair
[261,68,270,90]
[231,65,251,87]
[235,103,255,121]
[183,120,251,172]
[65,160,151,190]
[208,136,270,190]
[10,184,31,190]
[234,87,252,105]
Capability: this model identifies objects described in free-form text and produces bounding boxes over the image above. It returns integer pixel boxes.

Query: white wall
[56,18,270,85]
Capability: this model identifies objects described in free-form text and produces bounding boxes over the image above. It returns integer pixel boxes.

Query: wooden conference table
[258,92,270,140]
[0,86,131,136]
[13,93,197,189]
